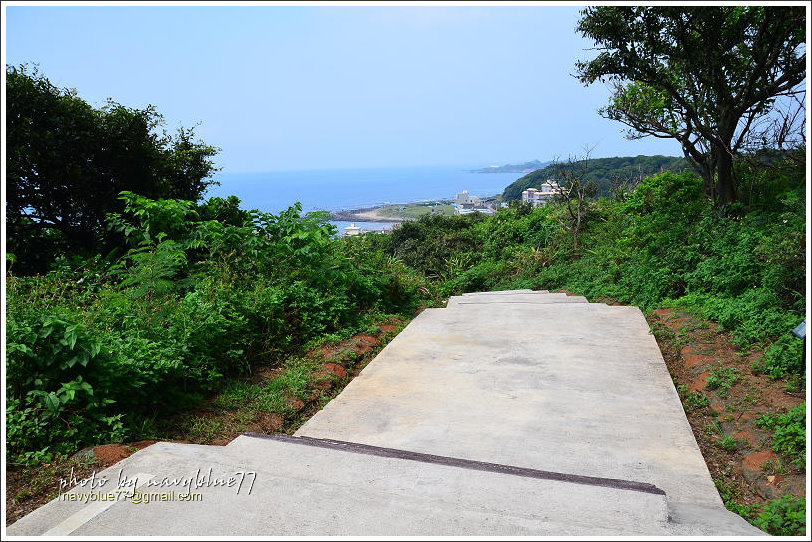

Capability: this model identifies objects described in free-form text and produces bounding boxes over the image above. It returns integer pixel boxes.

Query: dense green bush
[387,213,487,280]
[6,193,427,464]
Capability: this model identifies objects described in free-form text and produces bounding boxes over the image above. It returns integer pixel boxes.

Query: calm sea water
[205,165,525,235]
[206,165,524,213]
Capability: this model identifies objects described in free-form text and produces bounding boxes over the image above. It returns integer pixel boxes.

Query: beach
[330,206,408,223]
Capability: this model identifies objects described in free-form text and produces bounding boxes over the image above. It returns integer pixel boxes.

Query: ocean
[205,165,526,234]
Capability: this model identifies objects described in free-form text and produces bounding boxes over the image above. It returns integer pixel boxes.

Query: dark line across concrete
[243,432,665,496]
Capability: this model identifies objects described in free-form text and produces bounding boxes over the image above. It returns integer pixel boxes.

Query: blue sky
[4,4,685,173]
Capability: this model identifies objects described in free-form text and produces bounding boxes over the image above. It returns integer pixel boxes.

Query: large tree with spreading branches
[575,6,806,206]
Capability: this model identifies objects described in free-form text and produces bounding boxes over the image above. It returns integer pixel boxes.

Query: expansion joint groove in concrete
[245,433,666,496]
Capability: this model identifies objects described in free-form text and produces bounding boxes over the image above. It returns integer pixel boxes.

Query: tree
[575,6,806,206]
[552,148,599,250]
[6,64,220,273]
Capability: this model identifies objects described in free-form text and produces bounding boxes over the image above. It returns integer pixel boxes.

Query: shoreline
[330,206,407,223]
[330,193,499,223]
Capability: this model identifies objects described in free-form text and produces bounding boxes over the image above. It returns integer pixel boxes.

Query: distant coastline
[331,206,407,223]
[469,159,552,174]
[211,166,522,219]
[330,193,499,223]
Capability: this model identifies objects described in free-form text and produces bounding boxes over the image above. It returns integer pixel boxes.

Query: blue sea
[205,165,526,234]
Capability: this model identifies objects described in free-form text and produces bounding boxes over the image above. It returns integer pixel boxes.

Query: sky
[3,2,686,173]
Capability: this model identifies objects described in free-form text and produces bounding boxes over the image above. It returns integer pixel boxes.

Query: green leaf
[80,381,94,396]
[44,393,60,413]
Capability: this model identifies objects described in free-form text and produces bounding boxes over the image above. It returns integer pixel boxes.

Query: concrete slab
[461,289,548,295]
[297,302,762,534]
[7,435,670,536]
[447,292,589,306]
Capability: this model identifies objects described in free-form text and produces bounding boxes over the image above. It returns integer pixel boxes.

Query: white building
[522,181,564,207]
[456,207,494,215]
[344,223,361,236]
[455,190,483,213]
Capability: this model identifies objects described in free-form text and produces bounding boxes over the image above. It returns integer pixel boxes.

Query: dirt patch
[742,449,778,479]
[324,362,348,378]
[648,307,806,525]
[689,371,711,392]
[92,444,134,468]
[353,342,374,355]
[553,289,579,296]
[356,334,380,346]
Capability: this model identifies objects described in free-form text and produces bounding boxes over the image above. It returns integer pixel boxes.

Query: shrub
[756,403,806,468]
[758,334,805,379]
[6,194,424,464]
[753,495,806,536]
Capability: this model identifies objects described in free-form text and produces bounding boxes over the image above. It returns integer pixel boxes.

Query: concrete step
[461,289,548,296]
[8,435,669,536]
[448,292,589,306]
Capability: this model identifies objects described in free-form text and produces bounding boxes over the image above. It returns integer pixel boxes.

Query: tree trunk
[714,145,737,206]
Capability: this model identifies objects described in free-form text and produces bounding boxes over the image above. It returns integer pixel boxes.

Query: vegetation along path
[8,291,764,535]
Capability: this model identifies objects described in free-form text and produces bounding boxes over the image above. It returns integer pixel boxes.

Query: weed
[677,383,710,410]
[758,335,805,380]
[717,435,738,452]
[713,477,758,522]
[783,374,804,394]
[761,459,787,475]
[230,411,255,426]
[212,380,262,410]
[703,419,726,438]
[684,391,710,411]
[756,403,806,468]
[706,367,739,398]
[714,476,738,503]
[752,495,806,536]
[184,418,224,443]
[702,423,719,437]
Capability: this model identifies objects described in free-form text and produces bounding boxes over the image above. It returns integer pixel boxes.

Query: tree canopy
[6,64,220,273]
[575,6,806,206]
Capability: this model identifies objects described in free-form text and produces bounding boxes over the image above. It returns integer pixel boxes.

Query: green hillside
[502,155,690,200]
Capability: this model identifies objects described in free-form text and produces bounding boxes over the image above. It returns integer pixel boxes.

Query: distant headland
[469,159,553,174]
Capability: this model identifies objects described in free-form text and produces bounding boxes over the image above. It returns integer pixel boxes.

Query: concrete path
[6,291,763,536]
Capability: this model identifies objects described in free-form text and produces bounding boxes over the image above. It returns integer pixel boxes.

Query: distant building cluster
[522,181,564,207]
[454,190,495,215]
[343,223,392,236]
